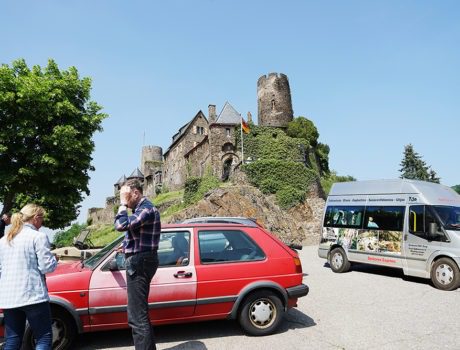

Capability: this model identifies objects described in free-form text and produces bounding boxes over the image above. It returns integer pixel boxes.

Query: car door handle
[174,271,192,278]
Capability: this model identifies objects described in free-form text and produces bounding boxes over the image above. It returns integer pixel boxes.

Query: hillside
[164,177,325,246]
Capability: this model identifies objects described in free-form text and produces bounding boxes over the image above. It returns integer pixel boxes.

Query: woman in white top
[0,204,57,350]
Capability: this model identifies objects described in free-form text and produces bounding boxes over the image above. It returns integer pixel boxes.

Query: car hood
[46,261,92,292]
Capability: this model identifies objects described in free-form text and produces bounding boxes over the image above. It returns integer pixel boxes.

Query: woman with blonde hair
[0,204,57,350]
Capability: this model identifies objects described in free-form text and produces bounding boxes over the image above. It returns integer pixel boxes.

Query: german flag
[241,118,250,134]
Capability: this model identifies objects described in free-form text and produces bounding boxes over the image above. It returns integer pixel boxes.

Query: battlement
[142,145,163,162]
[257,72,289,87]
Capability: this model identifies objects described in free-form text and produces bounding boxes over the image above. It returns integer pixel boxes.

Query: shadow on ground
[73,309,315,349]
[323,261,432,287]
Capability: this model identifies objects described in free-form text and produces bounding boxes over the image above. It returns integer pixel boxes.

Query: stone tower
[141,146,163,197]
[141,145,163,175]
[257,73,294,127]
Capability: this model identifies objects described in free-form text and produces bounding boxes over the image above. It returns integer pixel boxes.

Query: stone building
[88,72,294,224]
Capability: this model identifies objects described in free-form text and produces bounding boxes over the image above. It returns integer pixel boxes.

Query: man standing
[0,212,12,239]
[114,179,161,350]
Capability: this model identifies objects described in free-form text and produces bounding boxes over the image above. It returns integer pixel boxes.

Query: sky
[2,0,460,228]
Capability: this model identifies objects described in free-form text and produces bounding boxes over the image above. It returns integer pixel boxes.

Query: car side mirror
[108,258,119,271]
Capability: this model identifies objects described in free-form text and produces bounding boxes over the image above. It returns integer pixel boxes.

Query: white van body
[318,179,460,290]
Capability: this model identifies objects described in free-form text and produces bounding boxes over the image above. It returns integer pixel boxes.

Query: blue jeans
[3,302,52,350]
[125,251,158,350]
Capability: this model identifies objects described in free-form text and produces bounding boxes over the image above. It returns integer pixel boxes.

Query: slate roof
[114,175,127,186]
[215,102,241,125]
[128,168,144,179]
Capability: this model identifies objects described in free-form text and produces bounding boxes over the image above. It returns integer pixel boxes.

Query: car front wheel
[431,258,460,291]
[238,290,284,336]
[329,247,351,273]
[22,308,76,350]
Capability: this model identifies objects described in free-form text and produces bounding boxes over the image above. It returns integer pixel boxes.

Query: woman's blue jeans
[3,302,52,350]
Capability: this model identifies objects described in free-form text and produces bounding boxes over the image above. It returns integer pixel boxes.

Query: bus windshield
[433,206,460,231]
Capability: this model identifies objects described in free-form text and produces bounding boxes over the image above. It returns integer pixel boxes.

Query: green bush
[184,175,220,205]
[244,160,318,208]
[184,177,202,205]
[276,186,306,209]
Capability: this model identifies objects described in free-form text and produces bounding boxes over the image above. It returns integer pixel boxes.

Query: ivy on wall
[236,125,309,162]
[243,160,318,209]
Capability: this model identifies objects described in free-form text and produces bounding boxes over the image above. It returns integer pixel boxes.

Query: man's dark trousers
[126,251,158,350]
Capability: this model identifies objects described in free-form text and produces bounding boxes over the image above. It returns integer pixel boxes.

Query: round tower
[141,146,163,175]
[257,73,294,127]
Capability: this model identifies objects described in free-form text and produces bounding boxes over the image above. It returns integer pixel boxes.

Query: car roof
[180,217,259,227]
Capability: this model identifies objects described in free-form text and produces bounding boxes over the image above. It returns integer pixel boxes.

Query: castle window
[196,126,204,135]
[222,142,234,152]
[271,99,276,110]
[226,128,230,137]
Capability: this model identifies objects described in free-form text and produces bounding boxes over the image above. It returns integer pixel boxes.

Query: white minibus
[318,179,460,290]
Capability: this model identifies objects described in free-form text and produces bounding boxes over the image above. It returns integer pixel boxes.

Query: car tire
[22,308,76,350]
[431,258,460,291]
[329,247,351,273]
[238,290,284,336]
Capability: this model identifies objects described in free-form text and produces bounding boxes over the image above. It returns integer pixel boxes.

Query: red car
[0,217,309,349]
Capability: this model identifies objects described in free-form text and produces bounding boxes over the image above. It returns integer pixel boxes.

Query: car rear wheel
[238,290,284,336]
[329,247,351,273]
[431,258,460,291]
[22,308,76,350]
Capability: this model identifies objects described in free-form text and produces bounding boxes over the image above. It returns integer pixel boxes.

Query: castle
[88,73,294,224]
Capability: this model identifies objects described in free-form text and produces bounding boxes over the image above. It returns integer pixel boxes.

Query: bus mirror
[428,222,438,236]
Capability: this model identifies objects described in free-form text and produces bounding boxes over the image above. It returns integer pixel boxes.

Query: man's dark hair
[124,179,143,194]
[3,212,11,218]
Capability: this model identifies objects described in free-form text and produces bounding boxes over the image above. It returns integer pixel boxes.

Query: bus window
[324,206,364,228]
[364,206,405,231]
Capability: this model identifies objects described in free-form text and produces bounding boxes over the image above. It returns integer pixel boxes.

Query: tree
[399,144,440,183]
[286,116,319,147]
[0,59,107,228]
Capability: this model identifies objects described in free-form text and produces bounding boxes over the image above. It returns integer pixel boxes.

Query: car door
[193,228,267,317]
[403,205,446,277]
[87,229,197,330]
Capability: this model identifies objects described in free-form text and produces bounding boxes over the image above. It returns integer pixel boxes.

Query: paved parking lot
[3,245,459,349]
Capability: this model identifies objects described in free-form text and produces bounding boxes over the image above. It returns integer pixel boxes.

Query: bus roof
[329,179,460,206]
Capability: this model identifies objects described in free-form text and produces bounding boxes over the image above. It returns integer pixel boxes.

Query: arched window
[222,143,235,152]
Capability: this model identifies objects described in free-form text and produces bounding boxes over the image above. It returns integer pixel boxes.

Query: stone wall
[184,137,211,177]
[88,206,114,225]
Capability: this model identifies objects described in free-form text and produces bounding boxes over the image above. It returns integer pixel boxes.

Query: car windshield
[83,234,124,269]
[433,206,460,231]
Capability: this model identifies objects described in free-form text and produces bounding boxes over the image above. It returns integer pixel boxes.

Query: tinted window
[198,230,265,264]
[324,206,364,228]
[364,206,405,231]
[409,205,448,241]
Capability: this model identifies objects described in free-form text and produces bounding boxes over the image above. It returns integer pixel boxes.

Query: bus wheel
[431,258,460,291]
[329,248,351,273]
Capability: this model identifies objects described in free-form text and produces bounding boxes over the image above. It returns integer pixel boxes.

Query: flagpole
[240,118,244,164]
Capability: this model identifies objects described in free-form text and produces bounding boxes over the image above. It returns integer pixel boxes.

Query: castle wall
[88,206,114,225]
[163,112,209,190]
[257,73,293,127]
[185,139,211,177]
